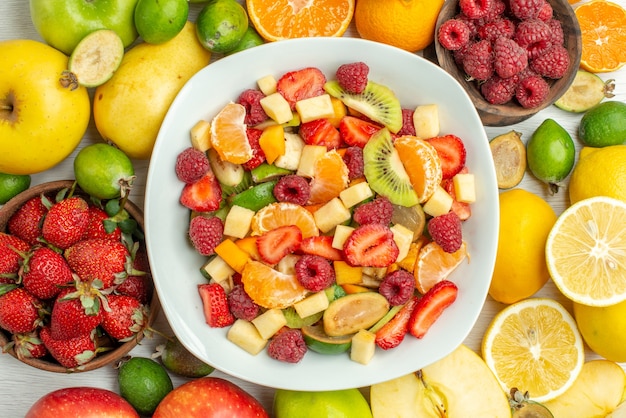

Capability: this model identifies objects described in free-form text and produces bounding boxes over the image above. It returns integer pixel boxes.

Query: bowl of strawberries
[434,0,581,126]
[0,180,159,372]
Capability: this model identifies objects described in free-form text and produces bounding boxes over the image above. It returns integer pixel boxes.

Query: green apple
[29,0,140,55]
[273,388,372,418]
[370,344,510,417]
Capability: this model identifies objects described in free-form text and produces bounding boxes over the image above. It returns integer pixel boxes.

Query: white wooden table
[1,0,625,415]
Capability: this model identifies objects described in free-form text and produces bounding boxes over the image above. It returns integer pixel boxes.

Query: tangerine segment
[414,241,467,294]
[575,0,626,73]
[250,202,319,238]
[241,260,308,309]
[308,150,349,205]
[394,135,442,203]
[481,298,584,403]
[546,196,626,307]
[246,0,355,42]
[210,103,253,164]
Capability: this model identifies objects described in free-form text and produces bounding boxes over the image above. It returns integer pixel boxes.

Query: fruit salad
[175,62,475,365]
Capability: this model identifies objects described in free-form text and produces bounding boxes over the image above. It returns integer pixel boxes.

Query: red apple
[153,377,269,418]
[25,387,139,417]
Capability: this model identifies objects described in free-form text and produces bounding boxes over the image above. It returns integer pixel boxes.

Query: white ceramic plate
[145,37,499,391]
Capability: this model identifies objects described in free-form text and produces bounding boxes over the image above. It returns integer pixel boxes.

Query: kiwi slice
[324,80,403,133]
[363,129,419,207]
[60,29,124,90]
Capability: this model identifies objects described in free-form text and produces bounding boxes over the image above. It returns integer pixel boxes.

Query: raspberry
[514,19,552,59]
[485,0,506,20]
[455,14,479,38]
[397,109,416,136]
[188,215,223,256]
[438,19,471,51]
[353,196,393,226]
[267,328,307,363]
[509,0,545,20]
[459,0,492,19]
[530,44,570,79]
[228,284,260,321]
[335,62,369,94]
[477,18,516,42]
[175,147,210,184]
[378,270,415,305]
[462,40,494,81]
[547,19,564,45]
[236,89,268,126]
[515,74,550,108]
[242,128,266,170]
[273,174,311,205]
[480,75,518,104]
[427,211,463,253]
[295,254,335,292]
[342,146,364,180]
[493,37,528,79]
[537,1,553,21]
[453,42,472,66]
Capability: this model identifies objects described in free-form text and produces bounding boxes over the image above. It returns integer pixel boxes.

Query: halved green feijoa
[302,323,352,355]
[554,70,615,113]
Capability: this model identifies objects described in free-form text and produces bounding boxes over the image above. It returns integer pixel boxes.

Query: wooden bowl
[434,0,581,126]
[0,180,160,373]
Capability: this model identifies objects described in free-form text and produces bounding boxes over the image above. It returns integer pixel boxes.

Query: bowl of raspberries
[434,0,581,126]
[0,180,159,372]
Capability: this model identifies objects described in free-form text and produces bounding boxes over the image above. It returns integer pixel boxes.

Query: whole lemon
[569,145,626,204]
[355,0,444,52]
[574,300,626,362]
[489,189,557,304]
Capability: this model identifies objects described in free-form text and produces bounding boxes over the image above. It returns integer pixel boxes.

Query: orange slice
[250,202,319,238]
[414,241,468,294]
[241,260,308,309]
[394,135,443,203]
[308,150,349,205]
[246,0,355,42]
[210,102,253,164]
[575,0,626,73]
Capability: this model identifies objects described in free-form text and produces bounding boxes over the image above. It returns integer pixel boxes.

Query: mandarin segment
[250,201,319,238]
[210,102,253,164]
[414,241,468,294]
[241,260,309,309]
[308,150,350,205]
[394,135,443,203]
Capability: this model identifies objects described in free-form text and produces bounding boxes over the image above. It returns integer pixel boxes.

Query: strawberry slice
[299,118,342,150]
[276,67,326,109]
[426,134,467,179]
[408,280,458,339]
[299,235,344,261]
[442,166,472,221]
[256,225,303,265]
[343,224,399,267]
[179,170,222,212]
[375,295,419,350]
[198,283,234,328]
[339,115,382,148]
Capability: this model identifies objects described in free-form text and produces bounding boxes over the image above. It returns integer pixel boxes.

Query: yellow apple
[0,39,90,175]
[370,344,510,417]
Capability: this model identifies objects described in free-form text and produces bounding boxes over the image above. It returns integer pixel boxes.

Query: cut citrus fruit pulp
[241,260,308,309]
[394,135,442,203]
[210,102,252,164]
[546,196,626,307]
[308,150,349,204]
[246,0,355,42]
[414,241,468,294]
[481,298,584,403]
[575,0,626,73]
[250,202,319,238]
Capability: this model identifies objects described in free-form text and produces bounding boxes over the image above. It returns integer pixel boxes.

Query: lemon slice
[546,196,626,306]
[481,298,584,403]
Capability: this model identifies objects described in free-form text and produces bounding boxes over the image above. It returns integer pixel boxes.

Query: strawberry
[65,238,132,289]
[21,246,74,300]
[49,286,105,340]
[7,195,48,245]
[276,67,326,109]
[442,167,472,221]
[198,283,234,328]
[39,326,97,368]
[179,170,223,212]
[343,224,399,268]
[41,195,90,250]
[338,115,382,148]
[426,134,467,179]
[299,119,342,150]
[256,225,303,265]
[82,206,122,241]
[408,280,458,339]
[115,275,151,305]
[375,295,419,350]
[299,235,344,261]
[9,330,48,360]
[0,286,45,334]
[0,232,30,281]
[101,294,148,341]
[427,211,463,253]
